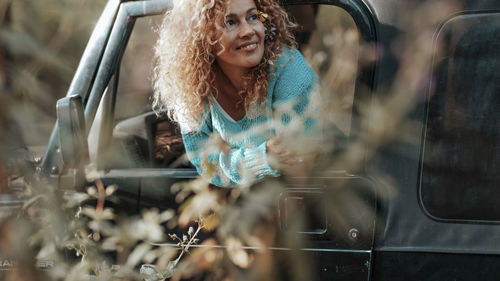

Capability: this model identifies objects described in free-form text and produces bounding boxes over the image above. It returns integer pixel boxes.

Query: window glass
[290,5,359,136]
[115,16,161,120]
[112,16,169,168]
[421,13,500,221]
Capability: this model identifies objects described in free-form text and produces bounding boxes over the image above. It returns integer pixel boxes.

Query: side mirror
[57,95,88,169]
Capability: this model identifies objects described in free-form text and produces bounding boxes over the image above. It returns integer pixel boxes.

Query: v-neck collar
[212,97,246,123]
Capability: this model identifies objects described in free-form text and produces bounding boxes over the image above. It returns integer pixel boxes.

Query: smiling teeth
[241,43,256,50]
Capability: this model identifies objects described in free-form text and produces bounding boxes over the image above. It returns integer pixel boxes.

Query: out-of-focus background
[1,0,104,150]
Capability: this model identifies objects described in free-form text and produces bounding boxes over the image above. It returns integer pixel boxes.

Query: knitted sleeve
[181,114,278,187]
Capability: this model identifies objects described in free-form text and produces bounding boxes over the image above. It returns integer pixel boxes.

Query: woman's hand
[266,135,313,180]
[266,135,298,167]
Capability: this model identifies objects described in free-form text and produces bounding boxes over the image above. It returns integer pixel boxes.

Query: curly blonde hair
[153,0,297,131]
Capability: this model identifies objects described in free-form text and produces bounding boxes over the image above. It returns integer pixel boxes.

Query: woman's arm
[267,48,323,174]
[181,116,278,187]
[271,48,320,132]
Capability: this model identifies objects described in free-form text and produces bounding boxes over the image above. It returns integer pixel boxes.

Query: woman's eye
[249,14,258,21]
[225,19,235,26]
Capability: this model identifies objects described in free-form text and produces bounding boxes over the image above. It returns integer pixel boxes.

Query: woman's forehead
[224,0,257,16]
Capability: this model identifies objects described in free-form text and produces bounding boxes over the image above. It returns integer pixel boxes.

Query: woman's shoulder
[274,47,303,69]
[272,47,315,80]
[271,47,316,85]
[179,100,213,134]
[267,47,319,105]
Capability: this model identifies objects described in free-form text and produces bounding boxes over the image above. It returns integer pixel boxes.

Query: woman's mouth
[236,42,258,51]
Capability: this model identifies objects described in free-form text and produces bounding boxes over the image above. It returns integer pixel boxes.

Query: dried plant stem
[173,224,202,266]
[95,179,105,212]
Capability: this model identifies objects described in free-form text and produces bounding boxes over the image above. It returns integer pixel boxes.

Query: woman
[153,0,321,187]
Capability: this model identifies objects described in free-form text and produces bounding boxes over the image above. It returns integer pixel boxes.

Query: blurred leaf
[156,247,178,272]
[81,207,97,219]
[127,242,152,267]
[178,190,219,227]
[202,213,219,232]
[63,191,90,208]
[64,261,90,281]
[101,208,115,220]
[159,209,175,223]
[135,209,167,242]
[140,264,164,281]
[225,236,252,269]
[164,261,176,279]
[101,236,118,251]
[104,185,117,196]
[36,242,56,260]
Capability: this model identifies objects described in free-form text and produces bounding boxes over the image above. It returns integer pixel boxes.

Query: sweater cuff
[244,142,279,179]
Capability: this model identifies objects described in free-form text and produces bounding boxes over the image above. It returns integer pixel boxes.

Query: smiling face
[215,0,265,75]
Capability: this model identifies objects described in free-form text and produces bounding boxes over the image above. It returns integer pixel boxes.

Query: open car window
[105,4,359,171]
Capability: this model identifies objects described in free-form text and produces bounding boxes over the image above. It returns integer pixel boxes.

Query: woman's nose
[239,21,255,38]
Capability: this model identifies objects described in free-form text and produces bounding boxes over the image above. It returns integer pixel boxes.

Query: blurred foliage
[0,0,463,281]
[0,0,105,146]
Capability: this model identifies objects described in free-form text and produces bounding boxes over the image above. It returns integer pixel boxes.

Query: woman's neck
[216,63,248,93]
[213,64,248,121]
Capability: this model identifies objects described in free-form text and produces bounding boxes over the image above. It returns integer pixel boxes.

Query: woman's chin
[243,53,265,68]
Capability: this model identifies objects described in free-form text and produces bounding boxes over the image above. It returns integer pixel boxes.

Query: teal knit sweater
[181,48,319,187]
